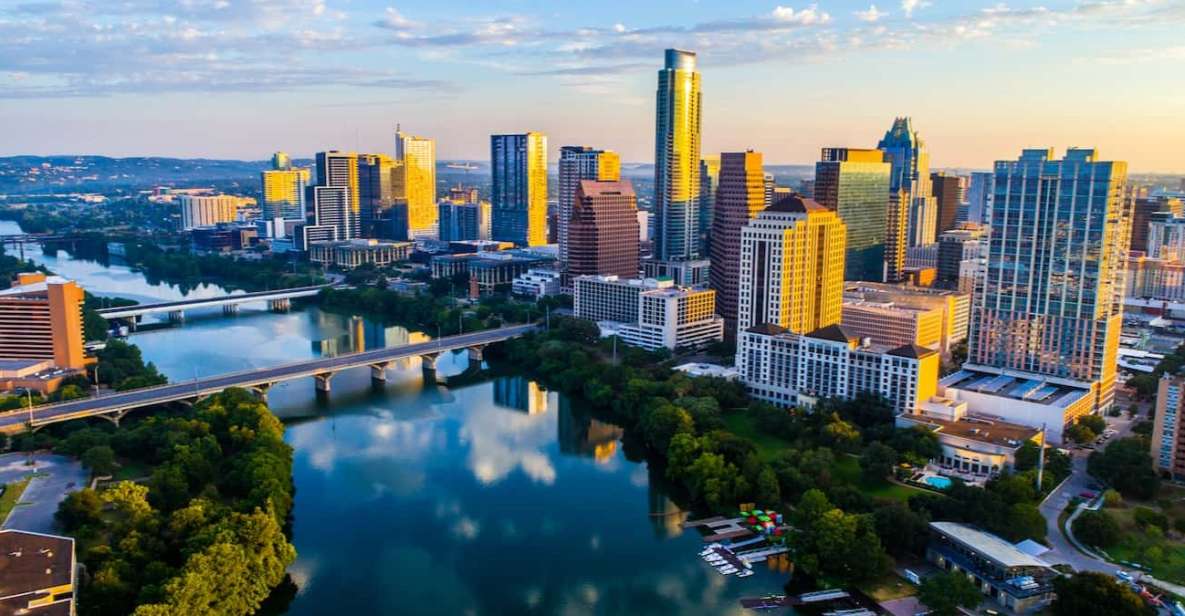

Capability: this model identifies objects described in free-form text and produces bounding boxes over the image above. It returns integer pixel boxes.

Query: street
[0,453,88,535]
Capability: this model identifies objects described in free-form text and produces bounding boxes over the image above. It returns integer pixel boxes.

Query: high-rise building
[261,169,309,222]
[877,117,936,247]
[491,132,548,246]
[0,273,89,370]
[1152,373,1185,480]
[558,147,621,263]
[311,185,355,240]
[814,148,891,282]
[736,194,847,333]
[357,154,396,238]
[653,49,702,261]
[272,151,291,171]
[699,155,721,256]
[1132,196,1184,254]
[315,150,360,234]
[885,190,909,283]
[179,194,240,230]
[395,128,437,239]
[448,185,480,205]
[930,171,964,235]
[709,151,766,334]
[942,148,1130,443]
[438,201,491,242]
[936,223,988,292]
[568,180,640,280]
[965,171,993,225]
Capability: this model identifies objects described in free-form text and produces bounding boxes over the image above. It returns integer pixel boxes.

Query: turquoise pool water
[925,476,953,490]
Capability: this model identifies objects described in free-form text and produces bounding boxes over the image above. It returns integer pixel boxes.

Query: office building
[926,522,1056,614]
[272,151,290,170]
[568,180,640,280]
[1131,197,1183,253]
[315,150,360,226]
[736,194,846,333]
[653,49,703,261]
[0,529,77,615]
[179,194,240,230]
[438,201,491,242]
[430,250,555,295]
[311,185,356,240]
[558,146,621,263]
[1145,209,1185,259]
[965,171,993,224]
[936,223,987,292]
[844,281,971,354]
[709,151,767,333]
[815,148,891,282]
[905,243,939,270]
[885,189,909,282]
[357,154,396,238]
[573,275,723,351]
[737,322,938,416]
[512,268,562,299]
[877,117,936,247]
[447,185,479,205]
[491,132,548,246]
[931,171,965,235]
[641,258,711,288]
[294,223,338,251]
[942,148,1130,443]
[191,223,258,253]
[699,155,721,256]
[0,273,90,370]
[308,239,412,269]
[1152,374,1185,480]
[1126,254,1185,302]
[841,298,944,351]
[396,128,437,239]
[261,152,309,221]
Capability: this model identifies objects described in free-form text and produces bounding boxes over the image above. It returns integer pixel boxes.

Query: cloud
[771,5,831,25]
[855,5,889,22]
[902,0,929,18]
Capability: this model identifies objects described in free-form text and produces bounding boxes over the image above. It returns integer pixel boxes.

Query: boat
[718,566,738,574]
[736,570,754,578]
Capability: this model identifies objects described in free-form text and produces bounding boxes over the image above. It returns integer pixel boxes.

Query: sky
[2,0,1184,172]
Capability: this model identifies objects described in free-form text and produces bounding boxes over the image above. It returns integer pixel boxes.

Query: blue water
[925,476,953,490]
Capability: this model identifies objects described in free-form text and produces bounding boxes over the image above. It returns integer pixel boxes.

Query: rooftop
[901,410,1041,449]
[941,368,1090,408]
[0,530,74,610]
[766,193,829,214]
[930,522,1049,569]
[0,275,73,297]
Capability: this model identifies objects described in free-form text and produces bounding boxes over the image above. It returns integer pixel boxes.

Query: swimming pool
[924,476,953,490]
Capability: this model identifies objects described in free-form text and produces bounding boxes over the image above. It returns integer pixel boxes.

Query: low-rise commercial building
[0,359,83,395]
[896,396,1042,477]
[574,275,723,351]
[1152,373,1185,480]
[0,529,77,615]
[308,239,413,269]
[843,282,970,354]
[430,250,555,295]
[926,522,1056,615]
[512,269,562,299]
[190,223,259,252]
[737,322,938,416]
[641,258,711,288]
[939,368,1096,445]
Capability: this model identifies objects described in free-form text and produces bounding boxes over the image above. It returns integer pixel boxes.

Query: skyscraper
[312,185,354,240]
[699,155,721,256]
[0,273,90,370]
[396,128,437,239]
[965,171,993,224]
[736,194,847,333]
[315,150,360,235]
[709,151,766,335]
[261,154,309,222]
[491,132,548,246]
[653,49,702,261]
[357,154,396,238]
[930,171,964,235]
[271,151,291,171]
[884,190,909,283]
[568,180,640,280]
[943,148,1130,442]
[814,148,891,282]
[877,117,936,247]
[1131,196,1184,253]
[558,146,620,263]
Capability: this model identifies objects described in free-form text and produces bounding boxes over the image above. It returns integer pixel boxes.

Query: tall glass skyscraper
[396,128,437,239]
[491,132,548,247]
[877,117,936,247]
[653,49,702,261]
[814,148,891,282]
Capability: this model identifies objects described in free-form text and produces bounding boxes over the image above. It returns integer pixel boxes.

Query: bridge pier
[370,362,391,384]
[314,372,336,393]
[99,409,130,427]
[168,310,185,323]
[467,345,486,370]
[420,352,440,374]
[222,304,240,316]
[268,298,291,312]
[251,383,273,402]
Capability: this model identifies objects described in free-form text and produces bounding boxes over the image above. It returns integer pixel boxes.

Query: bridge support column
[99,409,130,428]
[370,362,391,384]
[168,310,185,323]
[314,372,335,393]
[251,383,273,402]
[420,352,440,375]
[223,304,240,316]
[467,345,486,369]
[268,298,291,312]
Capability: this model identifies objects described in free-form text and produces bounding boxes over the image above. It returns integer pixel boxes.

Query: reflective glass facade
[654,49,702,261]
[815,148,890,282]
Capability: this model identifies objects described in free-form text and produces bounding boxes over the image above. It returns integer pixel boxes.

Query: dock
[684,516,758,542]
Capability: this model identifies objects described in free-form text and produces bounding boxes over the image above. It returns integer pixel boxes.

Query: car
[1080,491,1097,499]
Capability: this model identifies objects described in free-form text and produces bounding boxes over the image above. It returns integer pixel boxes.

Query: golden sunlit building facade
[491,132,548,247]
[654,49,702,261]
[396,129,437,239]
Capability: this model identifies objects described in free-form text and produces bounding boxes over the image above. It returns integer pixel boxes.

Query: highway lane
[0,324,537,432]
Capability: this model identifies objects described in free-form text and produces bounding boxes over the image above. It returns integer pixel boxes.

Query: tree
[872,501,930,557]
[1066,423,1098,444]
[917,571,982,616]
[56,488,104,531]
[81,445,117,476]
[859,442,897,483]
[1006,503,1047,541]
[812,509,889,584]
[1073,510,1121,548]
[1051,572,1153,616]
[1088,437,1161,500]
[639,403,694,452]
[820,414,861,453]
[1078,414,1107,436]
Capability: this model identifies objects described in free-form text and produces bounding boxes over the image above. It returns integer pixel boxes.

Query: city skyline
[2,1,1185,172]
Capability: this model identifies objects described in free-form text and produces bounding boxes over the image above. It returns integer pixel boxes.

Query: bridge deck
[0,324,537,433]
[96,284,332,318]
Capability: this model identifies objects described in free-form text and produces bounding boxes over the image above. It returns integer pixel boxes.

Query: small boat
[718,566,738,574]
[736,570,754,578]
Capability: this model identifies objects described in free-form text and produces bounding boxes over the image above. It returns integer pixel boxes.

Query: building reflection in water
[492,376,552,415]
[556,397,623,464]
[309,314,426,369]
[647,464,689,538]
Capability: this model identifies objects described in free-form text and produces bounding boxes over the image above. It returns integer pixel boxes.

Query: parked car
[1080,491,1097,499]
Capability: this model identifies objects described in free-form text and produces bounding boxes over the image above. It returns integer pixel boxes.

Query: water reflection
[492,376,553,415]
[557,397,624,464]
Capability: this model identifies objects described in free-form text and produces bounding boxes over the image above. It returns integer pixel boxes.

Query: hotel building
[568,180,640,280]
[0,273,90,370]
[814,148,891,282]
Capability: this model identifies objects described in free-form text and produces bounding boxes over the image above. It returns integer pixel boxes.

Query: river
[3,221,789,615]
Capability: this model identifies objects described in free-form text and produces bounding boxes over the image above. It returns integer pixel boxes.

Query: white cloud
[855,4,889,22]
[902,0,928,18]
[771,4,831,25]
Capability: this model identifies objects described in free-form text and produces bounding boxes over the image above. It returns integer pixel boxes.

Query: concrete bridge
[96,284,333,322]
[0,324,537,434]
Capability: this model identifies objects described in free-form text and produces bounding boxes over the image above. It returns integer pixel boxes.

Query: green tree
[56,488,104,531]
[859,442,897,483]
[917,571,982,616]
[1051,572,1154,616]
[81,445,117,476]
[820,414,861,453]
[639,403,694,452]
[1074,510,1121,548]
[1088,437,1160,500]
[1078,414,1107,435]
[872,501,930,557]
[1066,423,1098,444]
[812,509,889,584]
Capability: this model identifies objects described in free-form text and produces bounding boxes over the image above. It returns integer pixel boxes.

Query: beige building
[574,275,723,351]
[0,273,91,370]
[897,396,1042,477]
[308,239,413,269]
[843,281,971,355]
[841,299,944,351]
[179,194,241,230]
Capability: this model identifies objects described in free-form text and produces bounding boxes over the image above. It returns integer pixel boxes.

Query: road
[0,324,536,433]
[95,284,331,318]
[0,453,87,535]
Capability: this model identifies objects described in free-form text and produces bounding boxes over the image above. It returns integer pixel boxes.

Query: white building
[179,194,241,230]
[512,269,562,299]
[573,275,723,351]
[897,396,1042,477]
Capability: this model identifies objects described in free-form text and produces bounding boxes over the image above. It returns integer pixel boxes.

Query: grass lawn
[859,570,918,602]
[833,455,929,503]
[0,477,32,523]
[1098,504,1185,584]
[722,412,792,462]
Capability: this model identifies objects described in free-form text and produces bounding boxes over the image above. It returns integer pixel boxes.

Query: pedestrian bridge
[0,324,537,434]
[95,284,333,321]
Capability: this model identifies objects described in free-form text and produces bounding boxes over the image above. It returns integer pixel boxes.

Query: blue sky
[2,0,1184,171]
